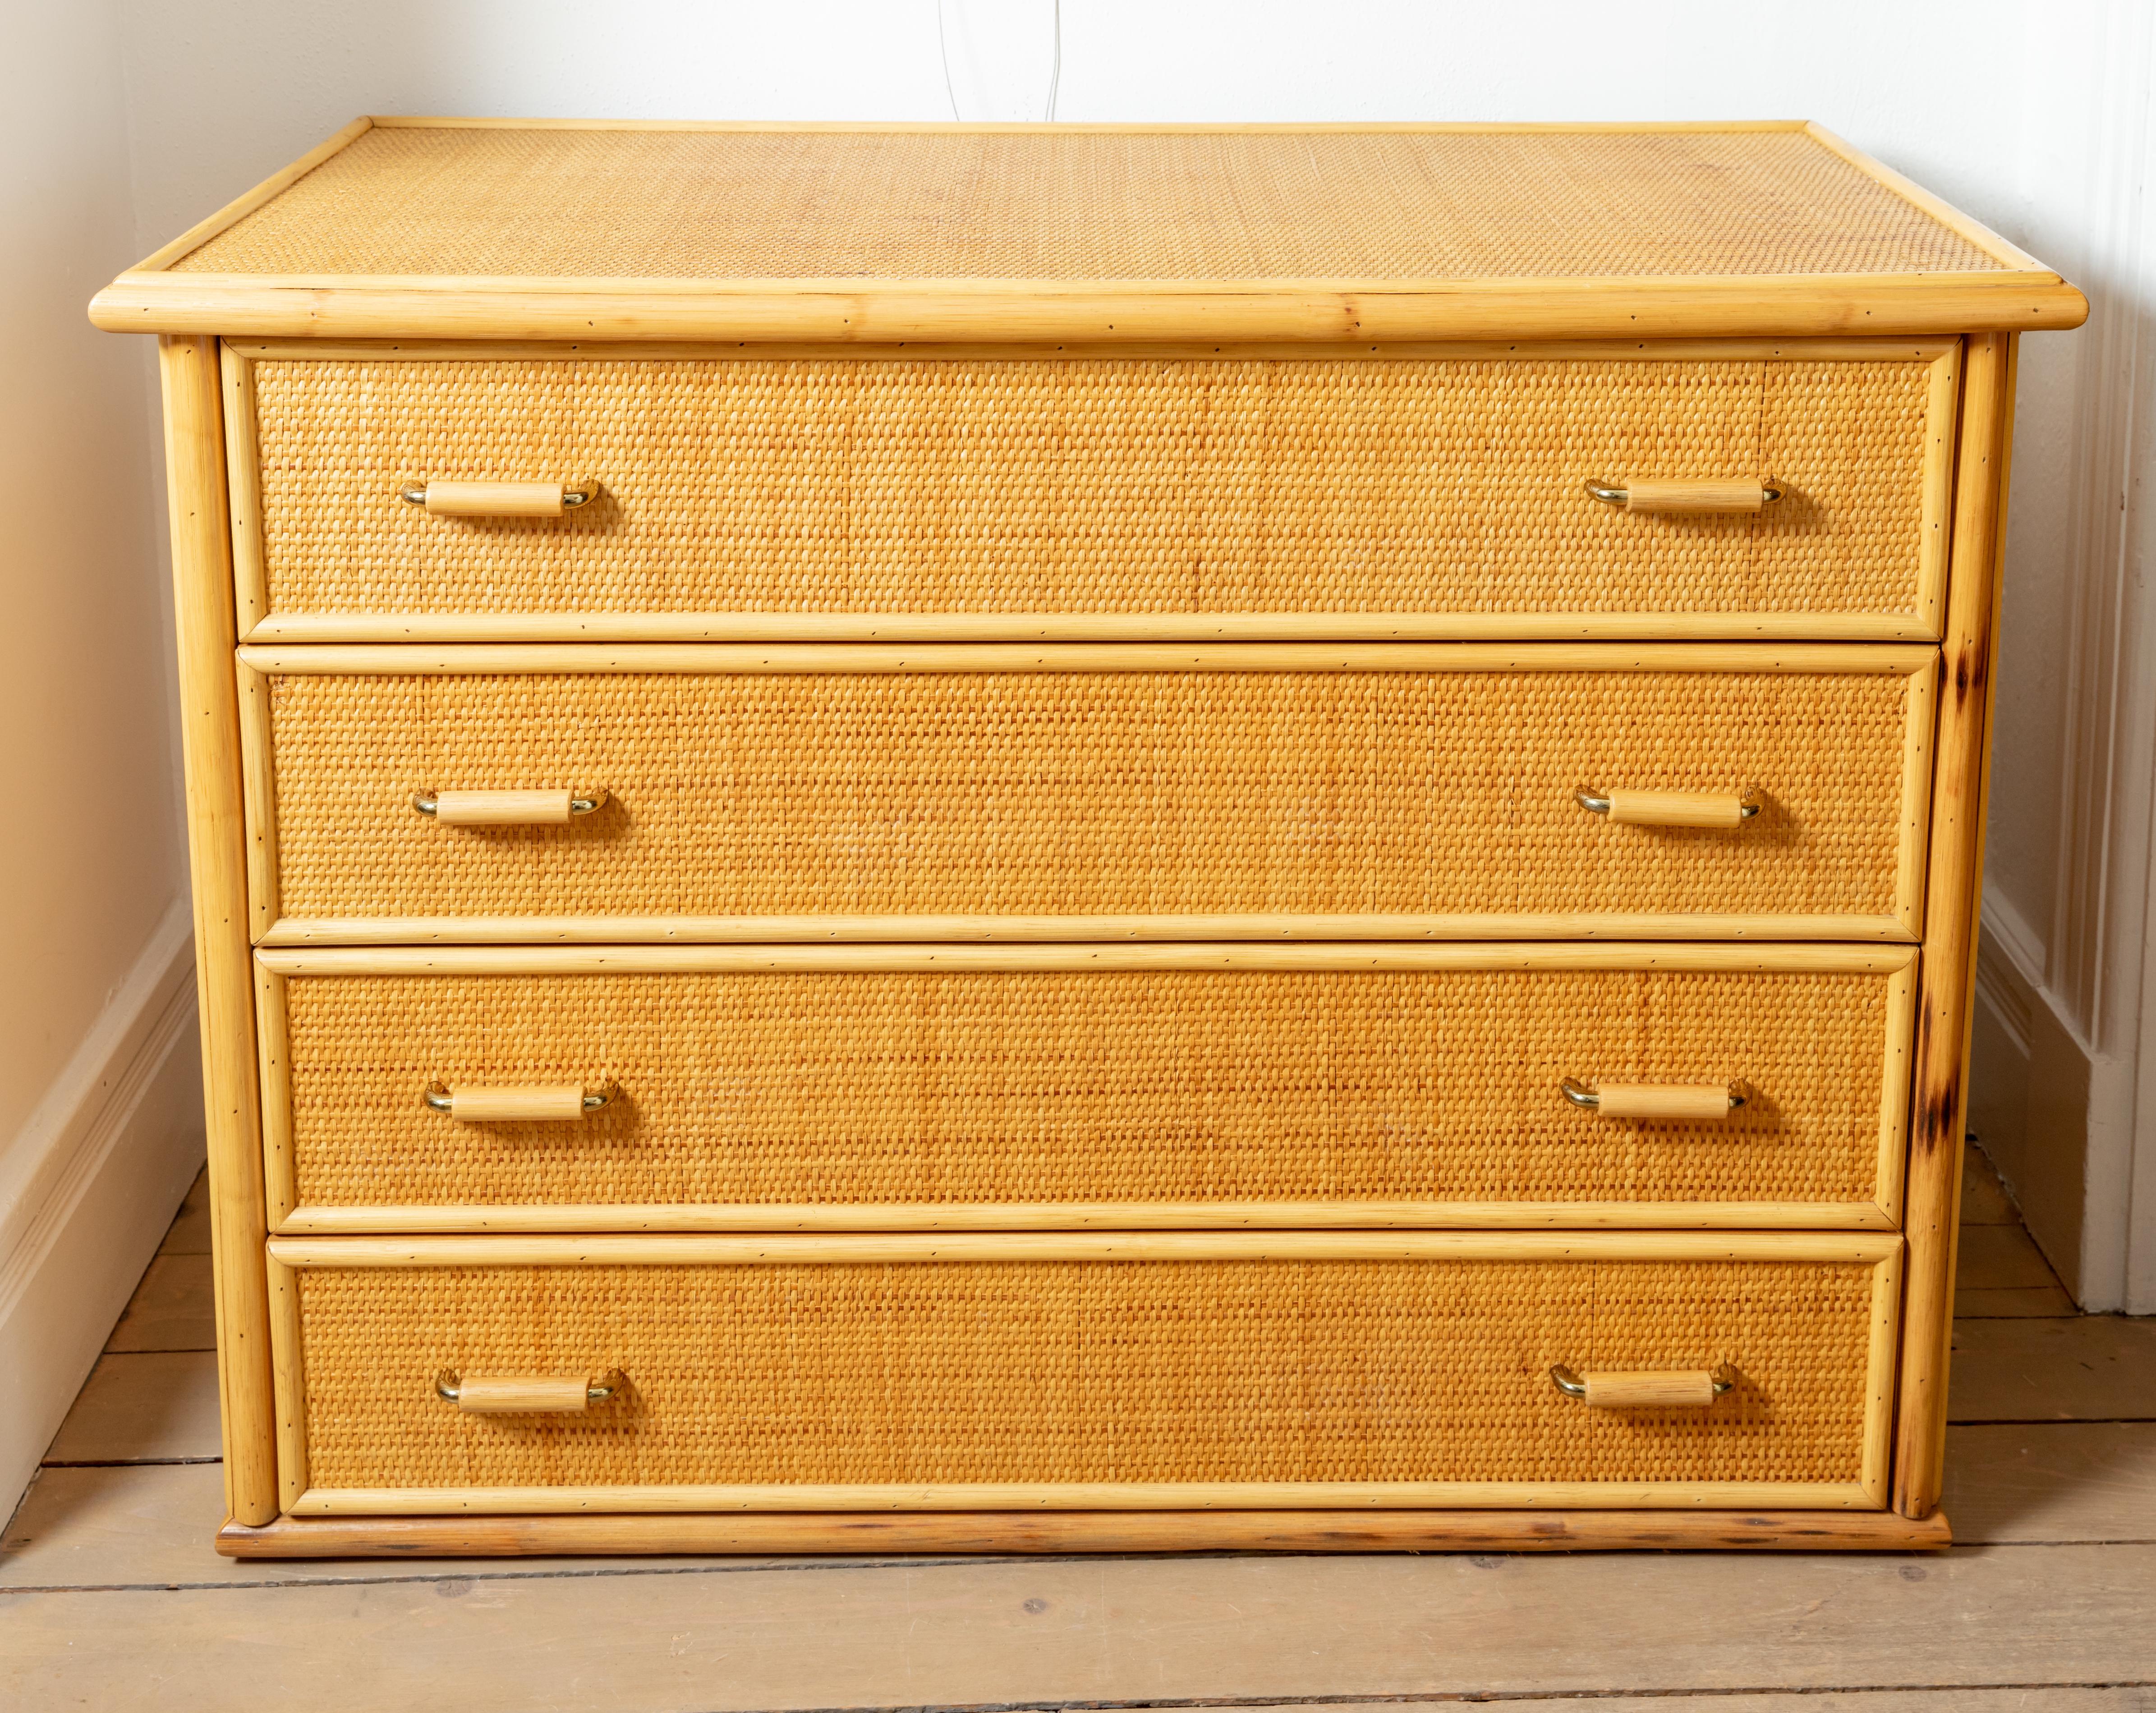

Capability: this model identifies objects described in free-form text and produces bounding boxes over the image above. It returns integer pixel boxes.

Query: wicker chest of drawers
[94,118,2086,1557]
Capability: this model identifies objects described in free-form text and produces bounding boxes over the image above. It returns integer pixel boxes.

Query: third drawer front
[267,1231,1902,1515]
[245,645,1937,941]
[260,945,1914,1230]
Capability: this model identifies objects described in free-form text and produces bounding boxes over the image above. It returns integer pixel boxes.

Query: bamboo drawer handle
[1560,1079,1743,1121]
[1576,787,1761,828]
[400,480,595,516]
[435,1371,622,1414]
[1549,1366,1735,1408]
[413,789,606,825]
[1583,478,1782,513]
[423,1082,612,1122]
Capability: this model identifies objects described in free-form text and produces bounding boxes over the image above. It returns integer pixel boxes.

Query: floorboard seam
[12,1535,2152,1594]
[1947,1416,2156,1425]
[466,1682,2156,1713]
[37,1457,224,1469]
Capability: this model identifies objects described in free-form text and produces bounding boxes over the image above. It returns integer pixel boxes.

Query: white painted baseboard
[0,898,204,1516]
[1970,892,2108,1308]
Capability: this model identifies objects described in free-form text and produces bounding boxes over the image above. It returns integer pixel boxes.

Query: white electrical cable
[938,0,1062,124]
[1046,0,1062,122]
[937,0,961,121]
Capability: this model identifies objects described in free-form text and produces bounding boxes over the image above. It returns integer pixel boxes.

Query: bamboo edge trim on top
[254,941,1921,975]
[289,1480,1882,1518]
[90,279,2085,344]
[265,1229,1903,1267]
[236,641,1940,675]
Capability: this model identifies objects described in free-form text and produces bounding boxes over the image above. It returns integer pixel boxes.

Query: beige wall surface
[0,0,181,1150]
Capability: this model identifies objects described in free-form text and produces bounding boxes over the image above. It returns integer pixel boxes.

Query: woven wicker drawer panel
[280,965,1903,1214]
[247,356,1940,623]
[261,666,1926,926]
[290,1253,1881,1496]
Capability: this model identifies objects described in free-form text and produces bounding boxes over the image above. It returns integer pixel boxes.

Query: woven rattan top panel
[173,125,2004,281]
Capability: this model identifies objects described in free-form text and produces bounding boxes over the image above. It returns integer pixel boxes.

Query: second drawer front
[264,951,1912,1226]
[249,648,1935,938]
[271,1234,1899,1512]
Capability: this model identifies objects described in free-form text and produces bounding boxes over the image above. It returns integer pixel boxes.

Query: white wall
[0,0,205,1511]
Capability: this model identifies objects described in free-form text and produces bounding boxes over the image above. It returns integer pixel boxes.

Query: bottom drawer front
[280,1237,1897,1511]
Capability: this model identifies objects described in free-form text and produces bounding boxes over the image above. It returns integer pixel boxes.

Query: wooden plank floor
[4,1148,2152,1711]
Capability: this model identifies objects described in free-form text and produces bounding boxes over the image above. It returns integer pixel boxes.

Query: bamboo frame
[159,336,278,1527]
[213,1505,1951,1557]
[1894,331,2018,1520]
[216,339,1959,648]
[102,123,2065,1555]
[264,1228,1898,1517]
[255,941,1913,1235]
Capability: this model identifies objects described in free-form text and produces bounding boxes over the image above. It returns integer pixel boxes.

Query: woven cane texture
[295,1258,1877,1490]
[175,127,2000,279]
[266,668,1916,923]
[250,357,1934,620]
[283,968,1895,1211]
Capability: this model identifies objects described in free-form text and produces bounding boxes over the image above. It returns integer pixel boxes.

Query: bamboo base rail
[216,1506,1952,1558]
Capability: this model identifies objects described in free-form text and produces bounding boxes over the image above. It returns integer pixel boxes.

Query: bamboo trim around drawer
[215,1505,1954,1557]
[228,335,1961,363]
[276,1201,1899,1235]
[238,640,1936,675]
[266,1229,1901,1267]
[255,941,1913,1235]
[291,1479,1880,1516]
[245,611,1948,646]
[254,941,1918,974]
[222,336,1959,647]
[266,1230,1900,1516]
[257,911,1925,947]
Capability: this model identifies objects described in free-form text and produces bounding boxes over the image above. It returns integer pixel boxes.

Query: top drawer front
[239,350,1955,638]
